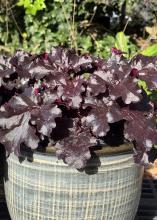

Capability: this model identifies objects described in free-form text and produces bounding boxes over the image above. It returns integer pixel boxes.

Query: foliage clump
[0,47,157,169]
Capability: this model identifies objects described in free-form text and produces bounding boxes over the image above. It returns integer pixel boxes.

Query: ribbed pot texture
[4,151,144,220]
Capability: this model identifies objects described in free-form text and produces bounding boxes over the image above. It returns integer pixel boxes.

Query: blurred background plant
[0,0,157,57]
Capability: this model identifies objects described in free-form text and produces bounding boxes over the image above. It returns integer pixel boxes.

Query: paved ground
[136,179,157,220]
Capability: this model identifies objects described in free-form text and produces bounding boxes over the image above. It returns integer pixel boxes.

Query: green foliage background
[0,0,157,57]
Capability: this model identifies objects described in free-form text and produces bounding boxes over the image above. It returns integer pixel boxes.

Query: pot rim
[32,142,133,158]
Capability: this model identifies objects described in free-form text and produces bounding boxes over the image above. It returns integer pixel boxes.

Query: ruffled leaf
[82,98,122,137]
[122,108,157,152]
[56,128,97,169]
[0,111,38,154]
[59,77,85,108]
[31,104,62,137]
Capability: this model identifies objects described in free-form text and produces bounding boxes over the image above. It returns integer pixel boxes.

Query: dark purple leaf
[49,47,94,73]
[0,55,17,89]
[138,68,157,90]
[82,98,122,137]
[59,76,85,108]
[31,104,62,137]
[93,60,142,104]
[122,108,157,151]
[55,128,97,169]
[130,54,157,69]
[109,78,142,104]
[0,111,39,155]
[86,74,106,96]
[133,145,149,166]
[0,94,62,154]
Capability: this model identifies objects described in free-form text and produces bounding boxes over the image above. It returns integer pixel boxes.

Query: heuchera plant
[0,47,157,169]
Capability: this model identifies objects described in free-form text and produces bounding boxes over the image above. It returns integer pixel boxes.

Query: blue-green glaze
[4,151,144,220]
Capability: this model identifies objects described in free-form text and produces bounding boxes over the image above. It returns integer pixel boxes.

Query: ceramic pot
[4,145,144,220]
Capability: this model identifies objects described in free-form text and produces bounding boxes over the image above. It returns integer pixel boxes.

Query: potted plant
[0,47,157,220]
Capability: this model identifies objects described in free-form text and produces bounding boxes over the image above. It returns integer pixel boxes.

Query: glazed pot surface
[4,151,144,220]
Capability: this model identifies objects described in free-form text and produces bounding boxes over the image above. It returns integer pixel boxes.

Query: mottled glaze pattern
[4,152,144,220]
